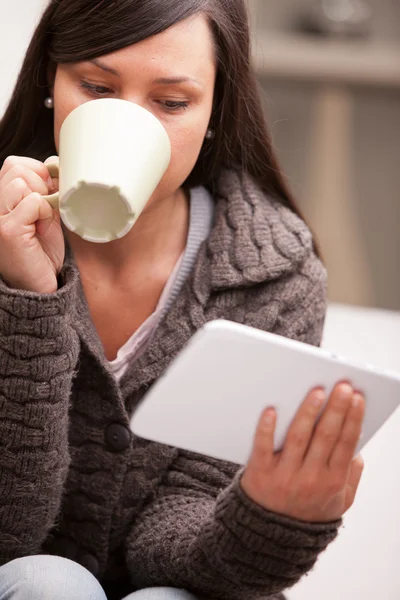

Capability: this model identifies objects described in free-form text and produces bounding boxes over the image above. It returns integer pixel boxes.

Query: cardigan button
[50,536,79,560]
[79,553,100,577]
[105,423,131,452]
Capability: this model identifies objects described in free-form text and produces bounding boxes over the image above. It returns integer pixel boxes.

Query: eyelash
[79,81,189,112]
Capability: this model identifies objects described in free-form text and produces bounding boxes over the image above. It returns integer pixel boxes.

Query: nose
[119,94,146,109]
[119,95,157,119]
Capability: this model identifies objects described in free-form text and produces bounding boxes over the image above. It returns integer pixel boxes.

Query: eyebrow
[89,60,202,88]
[90,59,120,77]
[152,76,203,88]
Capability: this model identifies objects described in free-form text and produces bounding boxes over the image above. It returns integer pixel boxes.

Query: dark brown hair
[0,0,310,227]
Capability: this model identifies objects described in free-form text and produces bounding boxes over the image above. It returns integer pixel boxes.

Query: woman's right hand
[0,156,64,294]
[241,382,365,523]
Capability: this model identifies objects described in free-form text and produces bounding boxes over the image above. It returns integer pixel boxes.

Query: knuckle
[9,164,25,178]
[305,403,320,418]
[318,427,338,446]
[10,177,28,192]
[287,431,307,449]
[252,438,266,460]
[1,157,47,182]
[328,475,344,495]
[0,217,17,241]
[340,433,357,450]
[32,161,49,181]
[256,419,270,438]
[3,155,18,170]
[333,397,350,413]
[2,156,24,179]
[29,191,42,202]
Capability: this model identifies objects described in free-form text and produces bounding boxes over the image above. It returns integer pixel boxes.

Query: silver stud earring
[44,97,54,109]
[205,128,215,140]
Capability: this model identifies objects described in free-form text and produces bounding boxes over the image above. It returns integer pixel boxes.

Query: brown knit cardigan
[0,170,339,600]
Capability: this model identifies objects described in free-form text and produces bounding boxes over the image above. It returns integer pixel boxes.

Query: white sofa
[288,304,400,600]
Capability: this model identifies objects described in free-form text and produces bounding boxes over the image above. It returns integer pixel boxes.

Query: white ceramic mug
[43,99,171,243]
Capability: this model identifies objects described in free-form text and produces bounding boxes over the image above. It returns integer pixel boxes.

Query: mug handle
[42,162,60,209]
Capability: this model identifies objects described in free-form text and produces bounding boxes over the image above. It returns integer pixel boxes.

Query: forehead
[99,14,216,81]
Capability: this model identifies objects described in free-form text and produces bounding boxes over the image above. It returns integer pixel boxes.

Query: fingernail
[264,409,275,425]
[47,177,54,190]
[339,382,353,398]
[352,393,364,408]
[312,389,325,407]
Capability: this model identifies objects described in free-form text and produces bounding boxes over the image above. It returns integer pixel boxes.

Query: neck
[65,188,190,284]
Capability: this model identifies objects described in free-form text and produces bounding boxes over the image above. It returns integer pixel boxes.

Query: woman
[0,1,365,599]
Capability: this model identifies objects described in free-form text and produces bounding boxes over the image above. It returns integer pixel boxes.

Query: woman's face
[52,14,217,207]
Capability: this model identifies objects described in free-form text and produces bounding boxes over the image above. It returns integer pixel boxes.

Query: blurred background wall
[0,0,46,113]
[248,0,400,310]
[1,0,399,309]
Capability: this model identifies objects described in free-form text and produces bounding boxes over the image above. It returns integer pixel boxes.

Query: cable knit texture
[0,170,338,600]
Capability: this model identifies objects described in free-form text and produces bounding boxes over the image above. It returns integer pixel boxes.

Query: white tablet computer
[130,320,400,465]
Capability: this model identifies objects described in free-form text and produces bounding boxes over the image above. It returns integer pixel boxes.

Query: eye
[159,100,189,112]
[80,81,113,97]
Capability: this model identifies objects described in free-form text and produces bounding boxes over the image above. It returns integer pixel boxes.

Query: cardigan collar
[207,169,312,289]
[65,169,312,291]
[65,169,314,397]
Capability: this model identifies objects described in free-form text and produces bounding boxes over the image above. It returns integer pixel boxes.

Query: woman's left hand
[240,382,365,523]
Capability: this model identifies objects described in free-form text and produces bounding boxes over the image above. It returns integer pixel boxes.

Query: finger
[0,178,33,215]
[0,164,50,197]
[44,155,59,167]
[304,382,353,468]
[0,156,51,185]
[248,407,277,469]
[279,387,326,470]
[345,455,365,509]
[44,157,59,191]
[329,393,365,473]
[349,455,365,488]
[5,192,53,231]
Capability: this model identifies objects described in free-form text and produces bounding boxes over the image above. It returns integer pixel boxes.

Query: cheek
[53,108,65,153]
[154,120,207,197]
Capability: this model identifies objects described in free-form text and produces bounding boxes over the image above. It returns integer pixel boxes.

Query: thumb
[44,155,59,167]
[44,156,59,193]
